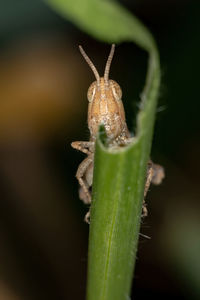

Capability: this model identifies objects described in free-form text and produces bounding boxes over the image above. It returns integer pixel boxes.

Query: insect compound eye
[87,81,97,103]
[110,80,122,101]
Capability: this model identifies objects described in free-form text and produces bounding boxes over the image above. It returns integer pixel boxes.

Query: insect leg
[84,210,91,224]
[144,161,154,198]
[142,160,165,217]
[142,162,154,217]
[71,141,94,155]
[151,163,165,185]
[75,155,93,205]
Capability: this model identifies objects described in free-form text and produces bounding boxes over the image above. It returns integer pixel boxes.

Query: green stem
[44,1,161,299]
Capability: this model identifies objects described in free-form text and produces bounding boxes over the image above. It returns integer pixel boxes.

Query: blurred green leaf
[45,0,160,299]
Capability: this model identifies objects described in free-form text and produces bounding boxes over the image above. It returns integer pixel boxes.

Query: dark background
[0,0,199,299]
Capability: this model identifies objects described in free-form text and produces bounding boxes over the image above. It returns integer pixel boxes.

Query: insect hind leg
[76,155,93,205]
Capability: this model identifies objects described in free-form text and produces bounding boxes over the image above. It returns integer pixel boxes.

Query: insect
[71,44,164,223]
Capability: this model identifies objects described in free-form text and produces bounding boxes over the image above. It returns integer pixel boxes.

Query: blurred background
[0,0,199,299]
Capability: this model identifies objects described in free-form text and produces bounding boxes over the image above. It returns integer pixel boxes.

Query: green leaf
[45,0,161,299]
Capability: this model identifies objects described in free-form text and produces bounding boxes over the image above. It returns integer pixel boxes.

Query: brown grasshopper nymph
[71,44,164,223]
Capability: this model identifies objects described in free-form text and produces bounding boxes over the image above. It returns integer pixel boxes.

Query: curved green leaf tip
[45,0,161,299]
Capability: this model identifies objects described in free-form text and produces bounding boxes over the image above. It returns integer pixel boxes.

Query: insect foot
[71,44,164,223]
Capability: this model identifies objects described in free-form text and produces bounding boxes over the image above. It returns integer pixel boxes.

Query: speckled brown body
[71,45,164,222]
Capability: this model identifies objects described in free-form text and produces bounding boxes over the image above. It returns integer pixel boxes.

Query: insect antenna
[104,44,115,84]
[79,45,100,85]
